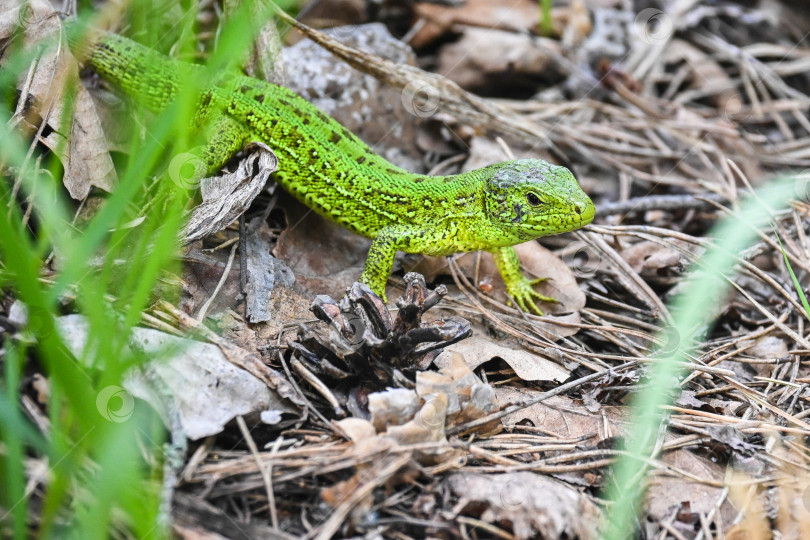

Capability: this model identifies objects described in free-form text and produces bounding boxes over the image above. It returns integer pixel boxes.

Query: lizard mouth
[579,203,596,225]
[524,207,595,235]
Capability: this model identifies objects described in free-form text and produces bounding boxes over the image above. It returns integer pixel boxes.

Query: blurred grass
[0,0,299,537]
[601,178,803,538]
[539,0,553,37]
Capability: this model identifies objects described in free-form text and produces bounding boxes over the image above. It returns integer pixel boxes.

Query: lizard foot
[505,275,557,315]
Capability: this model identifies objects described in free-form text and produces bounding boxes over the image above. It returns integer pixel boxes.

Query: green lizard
[67,27,595,314]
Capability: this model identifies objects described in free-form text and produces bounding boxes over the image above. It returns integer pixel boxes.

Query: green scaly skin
[68,29,595,314]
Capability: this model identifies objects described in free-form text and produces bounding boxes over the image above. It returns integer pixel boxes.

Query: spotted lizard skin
[69,28,595,314]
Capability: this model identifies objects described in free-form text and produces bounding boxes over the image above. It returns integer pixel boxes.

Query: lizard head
[482,159,595,244]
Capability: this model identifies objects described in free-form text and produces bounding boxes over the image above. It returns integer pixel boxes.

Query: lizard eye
[526,192,543,206]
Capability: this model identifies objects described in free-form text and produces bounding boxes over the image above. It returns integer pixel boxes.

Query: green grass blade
[601,179,801,539]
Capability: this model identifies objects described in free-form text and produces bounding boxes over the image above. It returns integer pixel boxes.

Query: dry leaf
[447,472,601,540]
[417,352,497,419]
[273,193,372,300]
[180,247,243,318]
[366,353,499,446]
[746,335,789,377]
[183,143,277,242]
[749,335,788,360]
[368,388,421,432]
[621,240,688,274]
[497,386,627,441]
[56,314,301,439]
[411,0,541,49]
[5,1,116,199]
[435,28,563,95]
[648,449,730,522]
[386,393,448,445]
[244,217,295,323]
[435,335,570,382]
[334,417,377,442]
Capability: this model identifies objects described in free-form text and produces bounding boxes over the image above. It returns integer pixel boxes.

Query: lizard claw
[505,275,557,316]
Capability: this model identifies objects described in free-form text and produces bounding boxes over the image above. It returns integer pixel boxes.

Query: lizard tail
[64,22,181,113]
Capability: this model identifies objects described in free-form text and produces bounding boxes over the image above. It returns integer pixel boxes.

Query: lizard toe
[528,288,558,305]
[505,276,558,315]
[523,296,543,316]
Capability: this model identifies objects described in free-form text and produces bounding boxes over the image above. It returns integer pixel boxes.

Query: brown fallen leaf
[447,471,601,540]
[497,386,732,527]
[647,448,731,524]
[385,393,449,445]
[435,28,564,96]
[620,239,690,275]
[368,388,421,432]
[5,0,116,199]
[183,143,277,243]
[416,352,498,430]
[273,193,372,300]
[180,246,243,319]
[496,386,627,442]
[334,417,377,442]
[745,335,789,377]
[748,335,789,360]
[410,0,580,49]
[366,352,499,441]
[435,335,570,382]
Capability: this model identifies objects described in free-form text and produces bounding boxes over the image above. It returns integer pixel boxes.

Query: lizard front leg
[359,225,423,302]
[491,245,556,315]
